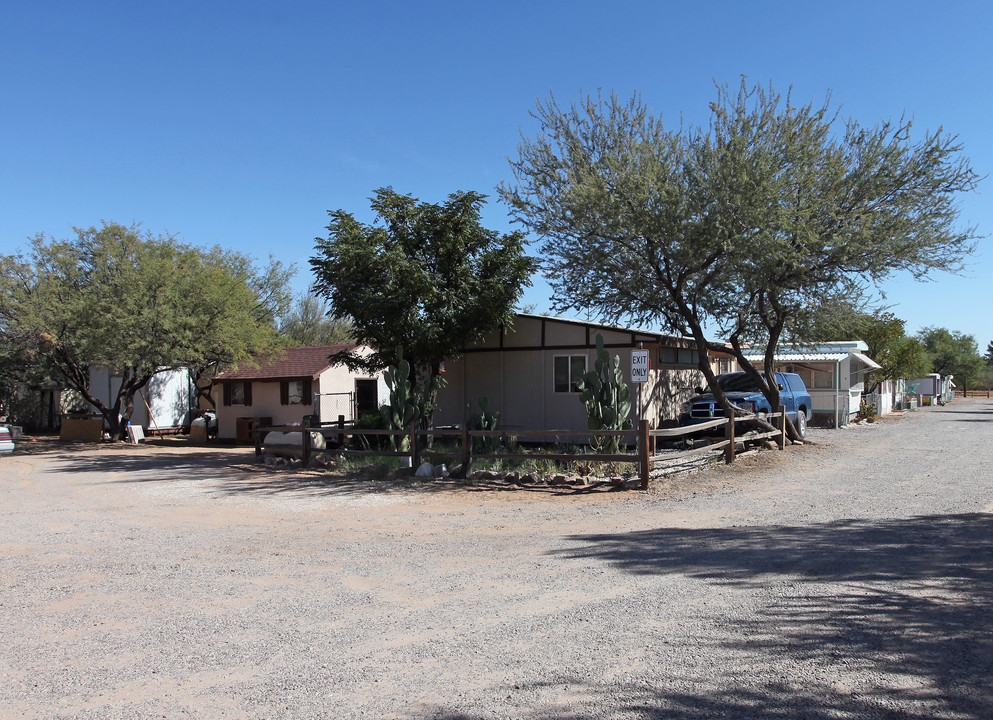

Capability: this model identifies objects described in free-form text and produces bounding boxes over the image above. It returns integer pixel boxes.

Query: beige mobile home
[433,314,734,434]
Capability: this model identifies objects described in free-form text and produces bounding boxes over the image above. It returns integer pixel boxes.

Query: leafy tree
[811,308,931,391]
[918,327,984,388]
[310,188,535,425]
[0,222,292,439]
[500,81,979,438]
[278,291,354,346]
[985,341,993,368]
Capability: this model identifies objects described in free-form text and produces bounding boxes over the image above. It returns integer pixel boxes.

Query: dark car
[679,371,812,438]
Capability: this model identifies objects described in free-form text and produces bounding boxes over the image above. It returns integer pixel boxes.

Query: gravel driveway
[2,400,991,719]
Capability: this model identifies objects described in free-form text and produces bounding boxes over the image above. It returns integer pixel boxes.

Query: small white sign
[127,424,145,444]
[631,350,650,383]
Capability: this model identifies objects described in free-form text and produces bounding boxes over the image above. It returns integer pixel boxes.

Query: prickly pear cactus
[380,346,418,450]
[468,396,501,454]
[576,334,632,453]
[379,346,445,450]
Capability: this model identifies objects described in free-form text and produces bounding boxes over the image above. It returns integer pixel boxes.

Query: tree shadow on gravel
[45,447,606,498]
[533,514,993,720]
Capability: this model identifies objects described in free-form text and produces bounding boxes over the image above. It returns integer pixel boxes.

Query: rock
[433,464,448,477]
[521,472,540,485]
[472,470,497,481]
[505,471,520,484]
[311,454,335,469]
[449,464,466,479]
[548,475,568,486]
[610,477,642,490]
[415,461,435,477]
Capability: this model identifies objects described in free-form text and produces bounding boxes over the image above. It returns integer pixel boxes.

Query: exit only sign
[631,349,650,383]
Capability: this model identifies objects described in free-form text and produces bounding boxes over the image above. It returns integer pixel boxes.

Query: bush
[352,411,387,449]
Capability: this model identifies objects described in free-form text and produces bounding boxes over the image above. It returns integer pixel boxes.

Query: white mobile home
[89,366,196,432]
[742,341,881,427]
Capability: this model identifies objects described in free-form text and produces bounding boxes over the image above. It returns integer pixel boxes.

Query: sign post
[631,349,650,430]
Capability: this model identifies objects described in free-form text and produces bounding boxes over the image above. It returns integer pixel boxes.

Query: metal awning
[849,351,881,370]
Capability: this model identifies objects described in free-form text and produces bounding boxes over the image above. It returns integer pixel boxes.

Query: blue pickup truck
[679,371,813,438]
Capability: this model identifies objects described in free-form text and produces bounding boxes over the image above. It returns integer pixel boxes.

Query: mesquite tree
[500,80,979,439]
[0,222,291,439]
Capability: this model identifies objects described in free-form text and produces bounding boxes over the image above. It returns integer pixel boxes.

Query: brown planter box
[60,416,104,442]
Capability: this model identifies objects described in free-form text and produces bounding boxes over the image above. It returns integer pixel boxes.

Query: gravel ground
[1,400,991,719]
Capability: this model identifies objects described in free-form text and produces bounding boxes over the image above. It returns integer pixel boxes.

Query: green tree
[0,222,292,439]
[278,291,354,346]
[811,308,931,391]
[310,188,535,424]
[501,81,979,438]
[985,341,993,367]
[918,327,984,388]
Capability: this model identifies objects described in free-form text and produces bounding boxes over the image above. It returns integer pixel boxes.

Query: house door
[355,379,379,418]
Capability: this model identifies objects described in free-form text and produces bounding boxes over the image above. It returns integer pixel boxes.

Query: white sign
[631,350,650,383]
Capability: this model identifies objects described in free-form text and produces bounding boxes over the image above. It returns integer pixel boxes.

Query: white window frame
[287,380,306,405]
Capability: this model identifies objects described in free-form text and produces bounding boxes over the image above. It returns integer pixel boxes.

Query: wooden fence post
[410,425,419,468]
[724,416,735,464]
[461,423,472,476]
[302,427,310,467]
[639,419,650,490]
[337,414,345,448]
[779,411,786,450]
[254,427,262,459]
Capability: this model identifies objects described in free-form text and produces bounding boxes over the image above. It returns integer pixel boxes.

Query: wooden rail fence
[955,389,992,398]
[255,412,789,490]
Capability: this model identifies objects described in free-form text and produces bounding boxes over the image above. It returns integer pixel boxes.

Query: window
[660,347,699,367]
[554,355,587,393]
[280,378,312,405]
[814,370,833,389]
[223,381,252,406]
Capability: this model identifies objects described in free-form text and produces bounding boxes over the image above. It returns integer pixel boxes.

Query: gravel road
[2,400,991,719]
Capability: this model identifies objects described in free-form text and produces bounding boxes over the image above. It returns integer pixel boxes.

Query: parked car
[0,426,14,455]
[679,371,813,438]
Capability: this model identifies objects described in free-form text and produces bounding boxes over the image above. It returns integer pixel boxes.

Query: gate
[314,391,354,423]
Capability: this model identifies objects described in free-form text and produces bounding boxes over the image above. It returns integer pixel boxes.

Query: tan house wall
[215,346,384,440]
[434,315,712,435]
[216,381,310,439]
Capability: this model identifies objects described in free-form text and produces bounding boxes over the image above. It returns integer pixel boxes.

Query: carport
[742,341,881,427]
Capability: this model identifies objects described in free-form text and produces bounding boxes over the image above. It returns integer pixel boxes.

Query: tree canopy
[500,80,979,434]
[810,308,930,392]
[277,291,355,347]
[310,188,535,407]
[0,222,292,438]
[918,327,984,387]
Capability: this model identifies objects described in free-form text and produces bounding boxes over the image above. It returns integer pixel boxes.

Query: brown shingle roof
[213,344,360,381]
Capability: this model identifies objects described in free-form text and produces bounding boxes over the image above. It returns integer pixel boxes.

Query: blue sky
[3,1,991,349]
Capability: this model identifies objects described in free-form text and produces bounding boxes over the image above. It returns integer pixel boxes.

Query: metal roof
[743,349,882,369]
[849,352,882,370]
